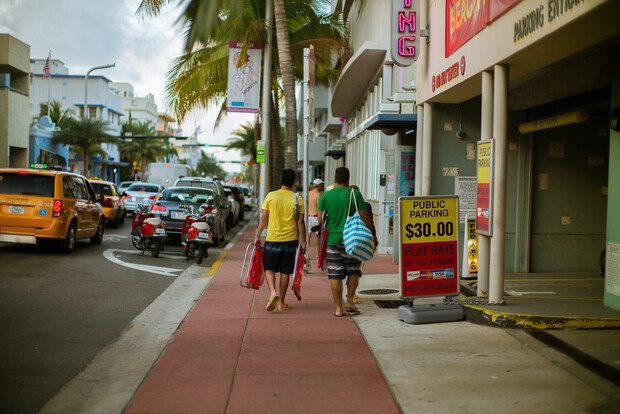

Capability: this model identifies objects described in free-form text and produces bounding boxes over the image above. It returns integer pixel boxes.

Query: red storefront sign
[445,0,522,57]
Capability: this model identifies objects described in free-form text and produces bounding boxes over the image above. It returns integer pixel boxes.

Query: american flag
[42,51,51,77]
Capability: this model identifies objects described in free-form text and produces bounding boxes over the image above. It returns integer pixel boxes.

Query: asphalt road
[0,215,248,413]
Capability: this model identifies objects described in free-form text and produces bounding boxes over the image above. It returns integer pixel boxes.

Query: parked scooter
[131,201,167,257]
[180,203,213,264]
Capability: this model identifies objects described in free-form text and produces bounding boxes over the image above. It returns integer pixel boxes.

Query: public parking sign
[399,196,460,299]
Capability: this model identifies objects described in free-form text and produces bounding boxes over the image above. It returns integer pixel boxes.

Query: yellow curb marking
[207,249,229,277]
[463,304,620,330]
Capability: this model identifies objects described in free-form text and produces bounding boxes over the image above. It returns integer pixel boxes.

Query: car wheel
[119,212,125,225]
[90,219,104,245]
[62,223,77,253]
[239,210,244,221]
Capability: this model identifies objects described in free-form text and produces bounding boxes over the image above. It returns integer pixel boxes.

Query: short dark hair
[282,169,296,187]
[334,167,350,184]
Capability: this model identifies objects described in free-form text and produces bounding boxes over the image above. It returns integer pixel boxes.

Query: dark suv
[223,185,244,221]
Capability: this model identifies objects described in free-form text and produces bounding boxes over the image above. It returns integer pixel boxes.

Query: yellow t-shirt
[262,189,305,242]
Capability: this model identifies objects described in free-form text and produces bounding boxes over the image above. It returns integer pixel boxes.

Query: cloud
[0,0,255,173]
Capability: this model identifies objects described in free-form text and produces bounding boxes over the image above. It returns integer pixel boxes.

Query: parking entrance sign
[399,196,460,299]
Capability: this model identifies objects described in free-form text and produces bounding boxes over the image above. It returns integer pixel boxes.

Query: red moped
[180,203,213,264]
[131,202,167,257]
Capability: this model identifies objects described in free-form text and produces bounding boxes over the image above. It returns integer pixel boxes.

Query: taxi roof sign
[29,163,48,169]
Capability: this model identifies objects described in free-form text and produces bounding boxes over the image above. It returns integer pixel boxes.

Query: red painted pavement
[126,225,400,414]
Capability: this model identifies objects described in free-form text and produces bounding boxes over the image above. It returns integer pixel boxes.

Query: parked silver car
[122,182,164,214]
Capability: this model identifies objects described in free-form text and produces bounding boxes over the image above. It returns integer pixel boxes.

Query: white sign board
[227,41,262,113]
[455,176,477,224]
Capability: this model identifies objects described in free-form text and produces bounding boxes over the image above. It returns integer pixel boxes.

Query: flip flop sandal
[266,294,280,312]
[345,307,361,315]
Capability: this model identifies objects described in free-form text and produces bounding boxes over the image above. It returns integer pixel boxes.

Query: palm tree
[225,121,258,163]
[273,0,297,170]
[136,0,350,182]
[53,117,119,177]
[34,99,74,128]
[121,119,167,180]
[196,152,226,180]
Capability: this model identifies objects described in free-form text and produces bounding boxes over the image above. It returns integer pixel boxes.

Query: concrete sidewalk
[123,224,619,413]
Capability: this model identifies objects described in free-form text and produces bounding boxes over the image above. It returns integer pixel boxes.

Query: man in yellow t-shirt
[254,169,306,312]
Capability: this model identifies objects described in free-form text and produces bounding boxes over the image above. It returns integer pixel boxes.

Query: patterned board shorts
[326,244,362,280]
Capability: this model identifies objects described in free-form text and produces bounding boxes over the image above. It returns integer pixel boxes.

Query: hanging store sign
[226,41,262,113]
[399,196,460,299]
[518,109,589,134]
[391,0,421,66]
[476,140,493,236]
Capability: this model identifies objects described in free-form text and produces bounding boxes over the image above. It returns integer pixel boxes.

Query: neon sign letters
[391,0,420,66]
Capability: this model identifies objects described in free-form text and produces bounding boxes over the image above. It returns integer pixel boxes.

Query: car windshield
[90,182,113,196]
[119,181,135,188]
[127,184,159,192]
[160,188,214,204]
[0,173,55,197]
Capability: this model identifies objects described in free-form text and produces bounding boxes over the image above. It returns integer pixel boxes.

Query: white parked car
[122,182,164,215]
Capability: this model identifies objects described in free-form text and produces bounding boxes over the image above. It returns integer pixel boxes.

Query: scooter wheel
[196,245,207,264]
[132,225,144,250]
[151,239,161,258]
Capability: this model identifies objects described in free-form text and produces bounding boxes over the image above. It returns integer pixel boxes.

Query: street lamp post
[84,63,115,118]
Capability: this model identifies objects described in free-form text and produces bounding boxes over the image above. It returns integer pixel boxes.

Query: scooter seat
[192,221,210,230]
[144,217,163,226]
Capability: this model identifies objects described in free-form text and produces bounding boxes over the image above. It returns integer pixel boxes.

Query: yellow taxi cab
[0,165,105,253]
[89,178,126,227]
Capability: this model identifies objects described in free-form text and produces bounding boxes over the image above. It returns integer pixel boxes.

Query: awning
[364,113,418,130]
[331,42,386,118]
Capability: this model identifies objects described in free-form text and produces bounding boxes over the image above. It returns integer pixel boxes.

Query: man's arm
[254,209,269,245]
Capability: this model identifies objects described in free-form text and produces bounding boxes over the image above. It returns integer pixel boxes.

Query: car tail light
[123,194,131,199]
[103,198,114,208]
[53,200,64,217]
[204,207,214,214]
[18,170,28,175]
[149,195,157,200]
[151,204,167,212]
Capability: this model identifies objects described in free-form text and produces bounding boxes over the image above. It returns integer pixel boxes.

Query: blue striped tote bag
[343,189,374,261]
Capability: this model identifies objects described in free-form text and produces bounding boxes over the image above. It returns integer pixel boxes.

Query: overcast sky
[0,0,252,172]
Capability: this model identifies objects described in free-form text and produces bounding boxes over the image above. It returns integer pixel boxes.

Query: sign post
[398,196,464,324]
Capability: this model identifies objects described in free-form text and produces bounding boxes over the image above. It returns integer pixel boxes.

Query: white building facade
[30,59,125,181]
[327,0,417,255]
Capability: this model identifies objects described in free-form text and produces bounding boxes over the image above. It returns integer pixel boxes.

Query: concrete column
[489,65,508,304]
[422,102,433,196]
[415,104,424,196]
[477,70,493,298]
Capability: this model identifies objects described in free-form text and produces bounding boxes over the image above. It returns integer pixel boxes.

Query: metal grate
[358,288,399,295]
[374,300,408,309]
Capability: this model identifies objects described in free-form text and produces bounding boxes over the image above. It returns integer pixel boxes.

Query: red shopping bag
[240,243,265,290]
[292,245,306,301]
[317,226,328,271]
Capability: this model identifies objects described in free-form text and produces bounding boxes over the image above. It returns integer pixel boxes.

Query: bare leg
[346,275,360,309]
[265,270,277,297]
[278,274,291,309]
[330,279,345,315]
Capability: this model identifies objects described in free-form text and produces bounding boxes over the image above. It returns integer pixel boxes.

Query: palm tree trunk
[273,0,298,171]
[83,150,89,177]
[269,89,283,191]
